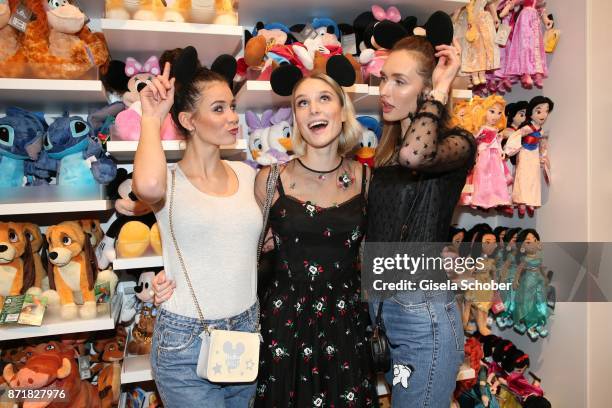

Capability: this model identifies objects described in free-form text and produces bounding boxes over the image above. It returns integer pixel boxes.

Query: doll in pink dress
[504,96,553,217]
[504,0,548,89]
[470,95,513,211]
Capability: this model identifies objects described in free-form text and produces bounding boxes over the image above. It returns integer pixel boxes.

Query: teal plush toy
[36,114,117,186]
[0,107,47,187]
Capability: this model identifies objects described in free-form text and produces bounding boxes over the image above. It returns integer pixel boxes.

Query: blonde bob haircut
[290,73,362,157]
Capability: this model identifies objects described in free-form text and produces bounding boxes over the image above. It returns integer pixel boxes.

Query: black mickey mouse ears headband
[172,46,237,88]
[270,54,357,97]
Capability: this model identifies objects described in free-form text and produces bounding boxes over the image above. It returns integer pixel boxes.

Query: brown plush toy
[21,223,49,291]
[91,328,127,408]
[23,0,109,79]
[79,219,104,249]
[0,222,35,307]
[0,0,28,78]
[46,221,99,320]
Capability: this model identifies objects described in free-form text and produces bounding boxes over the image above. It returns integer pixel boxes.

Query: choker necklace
[297,158,343,180]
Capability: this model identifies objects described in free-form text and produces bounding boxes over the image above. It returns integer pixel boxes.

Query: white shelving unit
[113,254,164,271]
[107,139,247,162]
[0,199,112,216]
[236,80,369,112]
[101,19,244,64]
[121,354,154,384]
[0,304,114,341]
[0,78,107,111]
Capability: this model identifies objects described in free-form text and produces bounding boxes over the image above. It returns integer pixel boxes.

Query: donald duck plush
[355,116,382,167]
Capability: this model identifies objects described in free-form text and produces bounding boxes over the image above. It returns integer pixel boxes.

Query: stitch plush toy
[0,107,47,187]
[24,0,109,79]
[355,116,382,167]
[21,223,49,291]
[0,0,28,78]
[0,222,35,307]
[36,113,117,186]
[245,108,294,166]
[45,221,99,319]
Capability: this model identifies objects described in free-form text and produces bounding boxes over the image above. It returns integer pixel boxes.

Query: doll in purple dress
[504,0,548,89]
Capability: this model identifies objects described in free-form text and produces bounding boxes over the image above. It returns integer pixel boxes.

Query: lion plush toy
[0,222,35,307]
[0,0,27,78]
[46,221,99,319]
[23,0,109,79]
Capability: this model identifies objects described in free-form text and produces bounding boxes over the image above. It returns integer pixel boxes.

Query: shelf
[0,185,111,216]
[239,0,468,27]
[112,254,164,271]
[236,80,368,112]
[121,354,153,384]
[101,19,243,64]
[0,78,107,111]
[106,139,247,162]
[0,303,114,341]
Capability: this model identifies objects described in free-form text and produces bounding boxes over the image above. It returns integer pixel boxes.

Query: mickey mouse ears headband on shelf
[270,54,357,97]
[370,10,454,51]
[172,46,237,89]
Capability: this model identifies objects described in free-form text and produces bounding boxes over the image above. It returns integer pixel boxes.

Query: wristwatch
[428,89,449,105]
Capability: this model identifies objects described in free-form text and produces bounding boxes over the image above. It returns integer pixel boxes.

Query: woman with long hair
[366,35,476,406]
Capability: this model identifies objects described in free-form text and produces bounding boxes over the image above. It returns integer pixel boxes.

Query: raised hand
[140,62,176,120]
[432,39,462,96]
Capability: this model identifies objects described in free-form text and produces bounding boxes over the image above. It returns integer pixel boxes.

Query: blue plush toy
[0,107,47,187]
[36,114,117,186]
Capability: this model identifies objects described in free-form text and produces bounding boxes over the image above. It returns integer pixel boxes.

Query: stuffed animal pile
[105,0,238,25]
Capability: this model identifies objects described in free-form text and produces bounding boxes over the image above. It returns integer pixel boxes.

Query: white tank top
[154,161,262,320]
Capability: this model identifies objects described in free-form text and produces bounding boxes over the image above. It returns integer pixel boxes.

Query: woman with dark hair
[133,50,261,407]
[366,34,476,406]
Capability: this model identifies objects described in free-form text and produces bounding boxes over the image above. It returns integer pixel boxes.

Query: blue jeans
[151,303,259,408]
[370,290,464,407]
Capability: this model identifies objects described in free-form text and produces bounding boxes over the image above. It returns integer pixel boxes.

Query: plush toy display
[96,169,159,269]
[3,341,101,408]
[0,107,47,187]
[0,222,35,307]
[127,271,157,355]
[105,0,237,24]
[24,0,109,79]
[355,116,381,167]
[90,328,127,408]
[79,219,105,249]
[36,113,117,186]
[107,56,183,142]
[45,221,99,319]
[21,222,49,291]
[245,108,294,166]
[0,0,28,78]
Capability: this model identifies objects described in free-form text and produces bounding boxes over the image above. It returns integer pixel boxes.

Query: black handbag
[369,300,391,373]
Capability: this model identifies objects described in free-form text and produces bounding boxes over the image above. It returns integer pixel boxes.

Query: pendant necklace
[296,158,343,181]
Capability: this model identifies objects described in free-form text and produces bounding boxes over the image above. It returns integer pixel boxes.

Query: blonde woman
[254,73,378,407]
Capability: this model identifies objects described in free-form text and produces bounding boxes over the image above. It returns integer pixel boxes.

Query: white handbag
[168,164,279,382]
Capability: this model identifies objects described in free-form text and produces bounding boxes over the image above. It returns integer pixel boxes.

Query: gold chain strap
[168,164,279,332]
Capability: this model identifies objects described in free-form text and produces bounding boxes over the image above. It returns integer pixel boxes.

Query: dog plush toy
[3,341,101,408]
[36,113,117,186]
[79,219,104,249]
[45,221,99,319]
[127,271,157,355]
[21,223,49,291]
[0,222,35,307]
[90,327,126,408]
[0,0,27,78]
[23,0,109,79]
[0,107,48,187]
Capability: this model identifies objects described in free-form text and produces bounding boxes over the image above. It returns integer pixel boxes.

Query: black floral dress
[256,165,378,408]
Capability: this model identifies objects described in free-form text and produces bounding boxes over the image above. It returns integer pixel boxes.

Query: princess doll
[504,96,553,217]
[487,0,522,94]
[504,0,549,88]
[459,0,500,87]
[512,229,550,339]
[470,95,513,212]
[495,228,521,328]
[502,101,528,141]
[498,349,551,406]
[463,230,498,335]
[459,96,484,206]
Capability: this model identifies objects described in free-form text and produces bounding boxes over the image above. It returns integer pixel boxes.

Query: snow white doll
[512,228,550,339]
[504,96,553,217]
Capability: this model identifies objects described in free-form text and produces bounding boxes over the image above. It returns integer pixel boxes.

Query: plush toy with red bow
[104,55,183,142]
